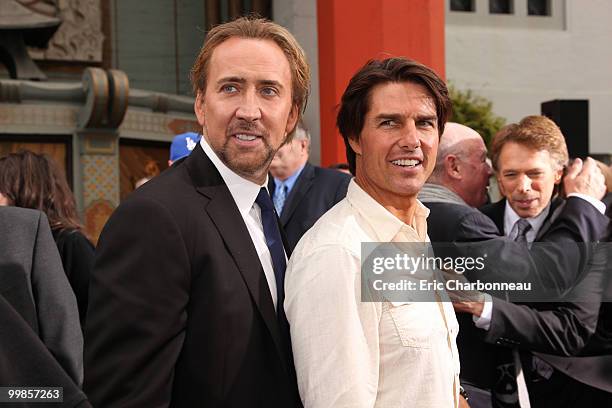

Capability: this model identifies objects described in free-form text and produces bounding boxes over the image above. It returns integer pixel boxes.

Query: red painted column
[317,0,445,167]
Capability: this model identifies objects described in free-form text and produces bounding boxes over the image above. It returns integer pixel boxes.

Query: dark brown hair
[0,150,83,232]
[190,16,310,131]
[336,57,451,175]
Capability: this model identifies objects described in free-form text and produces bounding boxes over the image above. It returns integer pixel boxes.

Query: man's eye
[221,85,238,93]
[417,120,435,128]
[261,87,278,96]
[380,120,397,127]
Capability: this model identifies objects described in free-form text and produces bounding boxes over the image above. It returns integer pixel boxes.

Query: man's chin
[225,157,271,179]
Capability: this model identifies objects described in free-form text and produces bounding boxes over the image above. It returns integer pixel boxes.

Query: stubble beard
[217,129,276,182]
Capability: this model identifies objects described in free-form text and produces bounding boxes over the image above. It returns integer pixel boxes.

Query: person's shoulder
[0,206,42,220]
[55,229,94,250]
[0,207,46,230]
[124,160,198,211]
[480,199,505,218]
[312,164,352,184]
[425,201,477,219]
[292,198,364,257]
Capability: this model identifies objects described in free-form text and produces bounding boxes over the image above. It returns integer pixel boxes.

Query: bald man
[424,122,492,207]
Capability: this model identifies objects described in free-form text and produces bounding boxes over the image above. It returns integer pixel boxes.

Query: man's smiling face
[350,81,439,208]
[194,37,298,183]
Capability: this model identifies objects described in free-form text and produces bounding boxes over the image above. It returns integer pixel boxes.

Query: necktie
[273,182,287,215]
[255,187,287,317]
[513,218,532,245]
[495,218,532,408]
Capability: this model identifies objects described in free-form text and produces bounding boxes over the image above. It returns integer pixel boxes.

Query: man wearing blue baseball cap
[168,132,201,166]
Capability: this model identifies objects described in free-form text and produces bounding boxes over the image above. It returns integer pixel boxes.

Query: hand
[563,157,606,200]
[452,300,484,317]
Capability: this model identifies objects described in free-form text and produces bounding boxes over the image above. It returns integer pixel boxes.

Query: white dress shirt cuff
[473,293,493,330]
[567,193,606,214]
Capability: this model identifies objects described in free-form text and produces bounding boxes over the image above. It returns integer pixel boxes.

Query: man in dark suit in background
[269,121,351,250]
[479,115,611,407]
[84,17,310,407]
[0,294,90,407]
[420,121,609,407]
[0,206,83,386]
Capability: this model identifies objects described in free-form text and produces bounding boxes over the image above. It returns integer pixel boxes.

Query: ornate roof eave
[0,67,196,133]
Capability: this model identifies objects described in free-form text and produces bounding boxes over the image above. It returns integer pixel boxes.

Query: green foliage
[448,84,506,146]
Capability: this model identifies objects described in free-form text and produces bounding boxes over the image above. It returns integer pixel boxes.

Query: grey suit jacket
[0,206,83,385]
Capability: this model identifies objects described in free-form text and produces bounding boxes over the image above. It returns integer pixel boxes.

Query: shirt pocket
[387,301,437,349]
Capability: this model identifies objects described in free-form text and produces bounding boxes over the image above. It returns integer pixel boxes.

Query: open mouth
[391,159,421,168]
[234,133,259,142]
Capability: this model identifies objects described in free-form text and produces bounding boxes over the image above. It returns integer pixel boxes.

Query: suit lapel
[535,197,564,240]
[185,147,289,371]
[280,163,315,226]
[481,199,507,234]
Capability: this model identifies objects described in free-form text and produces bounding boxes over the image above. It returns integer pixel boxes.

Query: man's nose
[517,174,532,192]
[398,121,420,150]
[236,90,262,122]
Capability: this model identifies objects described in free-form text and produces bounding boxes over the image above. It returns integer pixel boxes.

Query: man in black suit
[479,116,612,407]
[0,294,90,408]
[268,121,351,250]
[0,206,83,386]
[84,17,309,407]
[420,121,609,407]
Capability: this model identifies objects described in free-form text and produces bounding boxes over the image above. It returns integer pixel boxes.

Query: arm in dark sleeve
[63,231,95,326]
[31,212,83,385]
[84,196,190,408]
[449,207,606,295]
[483,297,599,356]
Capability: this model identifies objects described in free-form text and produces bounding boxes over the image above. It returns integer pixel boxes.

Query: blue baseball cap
[170,132,200,162]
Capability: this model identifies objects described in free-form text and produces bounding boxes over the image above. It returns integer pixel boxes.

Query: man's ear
[348,136,362,156]
[194,91,206,126]
[299,138,309,154]
[285,105,299,136]
[554,167,563,185]
[445,155,461,180]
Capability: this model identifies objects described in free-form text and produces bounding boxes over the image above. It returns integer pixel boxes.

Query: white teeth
[391,159,420,167]
[236,134,256,141]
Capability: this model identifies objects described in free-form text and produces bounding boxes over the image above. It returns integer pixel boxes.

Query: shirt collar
[200,137,267,217]
[503,200,551,237]
[274,163,305,194]
[346,179,430,242]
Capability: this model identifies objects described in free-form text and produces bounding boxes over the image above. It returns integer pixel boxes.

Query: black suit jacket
[481,198,612,393]
[424,196,609,390]
[269,162,350,251]
[84,146,301,407]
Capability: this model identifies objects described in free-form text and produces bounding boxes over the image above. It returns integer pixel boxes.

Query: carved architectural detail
[0,103,77,129]
[120,111,181,135]
[29,0,104,62]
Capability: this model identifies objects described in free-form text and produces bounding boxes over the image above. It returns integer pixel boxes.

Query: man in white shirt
[84,17,310,407]
[285,57,462,407]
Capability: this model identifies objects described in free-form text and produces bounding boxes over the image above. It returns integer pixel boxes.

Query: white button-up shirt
[285,180,460,407]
